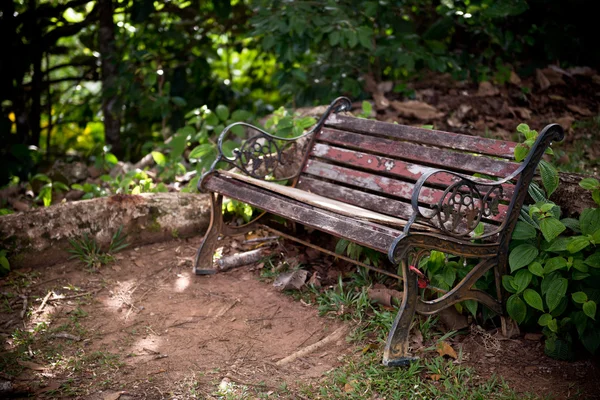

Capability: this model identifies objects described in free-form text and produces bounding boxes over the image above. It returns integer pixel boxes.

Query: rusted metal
[193,96,564,368]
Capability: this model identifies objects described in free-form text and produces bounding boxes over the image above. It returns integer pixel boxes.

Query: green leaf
[524,289,544,312]
[335,239,349,255]
[528,261,544,277]
[514,143,529,162]
[516,123,530,135]
[346,30,358,48]
[560,218,581,233]
[547,318,558,332]
[512,221,537,240]
[538,313,552,326]
[544,257,567,275]
[579,178,600,190]
[509,244,538,272]
[464,299,478,317]
[545,237,570,253]
[572,259,588,272]
[357,26,373,49]
[473,222,484,238]
[567,236,590,253]
[361,101,372,117]
[231,110,253,122]
[105,153,118,165]
[584,251,600,268]
[539,217,566,242]
[189,144,215,160]
[593,190,600,206]
[502,275,517,293]
[583,300,597,320]
[539,160,559,198]
[506,295,527,324]
[32,173,51,183]
[204,111,219,126]
[151,151,166,166]
[329,31,341,46]
[0,256,9,272]
[572,291,588,304]
[580,208,600,236]
[215,105,230,122]
[514,269,532,293]
[546,278,568,312]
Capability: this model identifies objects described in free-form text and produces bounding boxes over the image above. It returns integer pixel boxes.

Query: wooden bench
[193,97,564,366]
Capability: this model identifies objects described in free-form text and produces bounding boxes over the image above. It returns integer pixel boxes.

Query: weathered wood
[325,114,517,158]
[303,159,509,222]
[310,142,516,197]
[317,128,520,177]
[204,175,401,253]
[0,192,211,268]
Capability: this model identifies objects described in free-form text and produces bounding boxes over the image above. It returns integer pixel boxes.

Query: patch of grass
[299,352,538,399]
[68,225,129,270]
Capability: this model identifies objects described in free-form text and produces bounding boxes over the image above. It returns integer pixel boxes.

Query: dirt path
[2,236,600,399]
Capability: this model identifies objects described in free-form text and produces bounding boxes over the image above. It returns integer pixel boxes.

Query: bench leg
[382,258,419,366]
[193,193,223,275]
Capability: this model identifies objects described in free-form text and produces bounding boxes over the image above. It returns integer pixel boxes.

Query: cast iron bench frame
[193,97,564,366]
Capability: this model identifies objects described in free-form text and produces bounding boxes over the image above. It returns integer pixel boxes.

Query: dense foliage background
[1,0,598,186]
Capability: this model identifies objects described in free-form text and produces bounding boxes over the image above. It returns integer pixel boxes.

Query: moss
[147,207,163,232]
[148,220,161,232]
[171,229,179,238]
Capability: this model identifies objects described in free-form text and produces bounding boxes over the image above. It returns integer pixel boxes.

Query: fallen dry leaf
[567,66,595,76]
[273,269,309,291]
[367,287,403,307]
[17,360,46,371]
[377,81,393,93]
[536,69,551,90]
[391,100,444,120]
[476,81,500,97]
[103,392,125,400]
[344,380,357,393]
[556,116,575,130]
[429,374,442,381]
[373,92,390,110]
[567,104,594,116]
[509,71,522,85]
[510,107,532,120]
[436,341,458,359]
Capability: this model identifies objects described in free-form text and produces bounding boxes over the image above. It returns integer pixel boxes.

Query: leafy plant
[504,179,600,359]
[0,249,10,276]
[31,173,70,207]
[335,238,382,267]
[68,226,129,270]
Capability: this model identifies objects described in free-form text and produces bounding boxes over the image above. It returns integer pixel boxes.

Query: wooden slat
[310,143,515,198]
[325,114,517,158]
[203,174,400,253]
[297,176,499,233]
[317,128,520,178]
[218,170,408,227]
[303,159,508,221]
[296,176,417,222]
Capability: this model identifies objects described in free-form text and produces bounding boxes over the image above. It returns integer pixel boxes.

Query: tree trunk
[0,192,210,269]
[98,0,121,156]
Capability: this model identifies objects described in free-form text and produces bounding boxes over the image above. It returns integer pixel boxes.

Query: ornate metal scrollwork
[234,135,283,179]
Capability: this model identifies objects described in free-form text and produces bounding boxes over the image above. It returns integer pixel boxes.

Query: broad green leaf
[572,271,590,280]
[543,257,567,275]
[169,131,189,160]
[32,173,51,183]
[548,318,558,332]
[516,123,530,135]
[539,217,566,242]
[231,110,254,122]
[215,105,230,121]
[528,261,544,277]
[230,125,245,137]
[346,30,358,48]
[464,299,478,317]
[546,278,568,312]
[524,289,544,312]
[441,266,456,287]
[506,294,527,324]
[357,26,373,49]
[584,251,600,268]
[514,269,532,293]
[171,96,187,107]
[204,111,219,126]
[583,300,597,320]
[335,239,349,255]
[572,291,588,304]
[512,221,537,240]
[539,160,559,197]
[361,101,372,117]
[473,222,484,238]
[560,218,581,233]
[579,178,600,190]
[329,31,341,46]
[105,153,118,165]
[538,313,552,326]
[502,275,517,293]
[567,236,590,253]
[151,151,166,166]
[0,256,9,272]
[593,189,600,206]
[189,144,215,160]
[580,208,600,236]
[545,237,570,253]
[514,143,529,162]
[572,259,588,272]
[509,244,538,272]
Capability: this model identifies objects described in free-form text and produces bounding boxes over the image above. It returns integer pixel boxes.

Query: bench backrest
[295,113,540,241]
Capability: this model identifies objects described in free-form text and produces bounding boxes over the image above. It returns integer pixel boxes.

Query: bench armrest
[198,97,351,192]
[402,123,565,240]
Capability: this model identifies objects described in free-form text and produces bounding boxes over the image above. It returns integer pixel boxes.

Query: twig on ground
[35,291,53,314]
[19,295,27,319]
[275,326,348,366]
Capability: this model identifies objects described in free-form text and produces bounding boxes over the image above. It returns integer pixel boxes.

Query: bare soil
[1,235,600,399]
